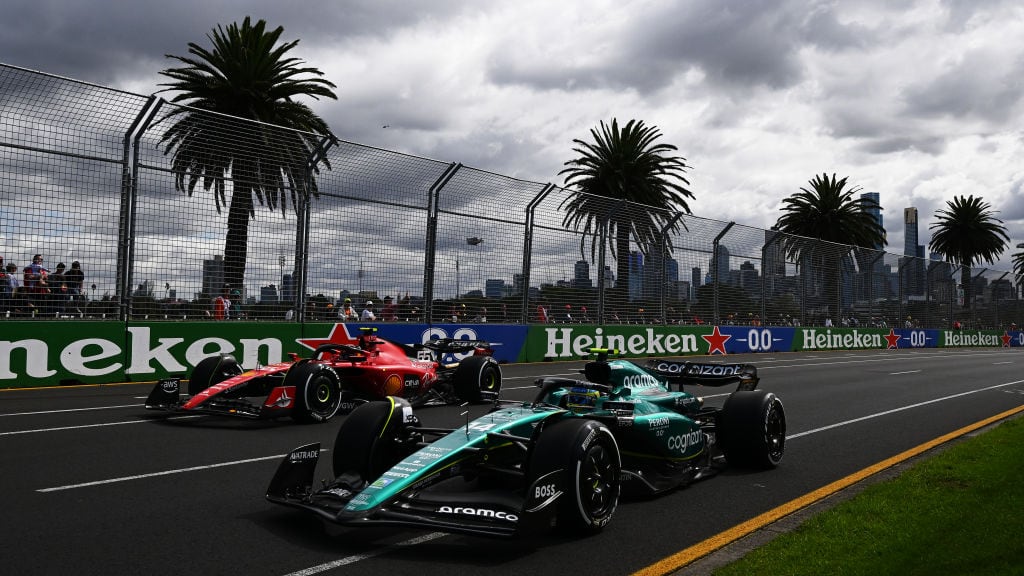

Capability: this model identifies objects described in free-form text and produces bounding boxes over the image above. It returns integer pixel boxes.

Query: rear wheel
[528,419,621,534]
[286,362,343,423]
[453,355,501,403]
[717,390,786,468]
[188,354,243,396]
[333,399,418,480]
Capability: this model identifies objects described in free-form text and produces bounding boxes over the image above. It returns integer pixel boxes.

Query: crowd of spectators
[0,254,85,318]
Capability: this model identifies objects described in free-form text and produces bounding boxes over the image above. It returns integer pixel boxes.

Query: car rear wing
[644,360,759,391]
[422,338,494,355]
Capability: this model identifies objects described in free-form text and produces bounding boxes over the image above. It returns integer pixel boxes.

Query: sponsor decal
[544,327,699,358]
[648,417,670,429]
[944,331,1000,347]
[160,379,179,392]
[621,374,660,387]
[437,506,518,522]
[534,484,557,499]
[383,374,403,395]
[801,329,884,350]
[370,478,393,489]
[701,326,730,355]
[289,449,319,461]
[324,487,352,498]
[667,431,703,452]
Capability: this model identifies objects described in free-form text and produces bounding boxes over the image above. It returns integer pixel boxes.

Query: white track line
[38,449,329,492]
[281,532,448,576]
[0,404,140,417]
[787,379,1024,439]
[1,415,198,436]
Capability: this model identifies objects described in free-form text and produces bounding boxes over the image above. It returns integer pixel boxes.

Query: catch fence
[2,63,1021,330]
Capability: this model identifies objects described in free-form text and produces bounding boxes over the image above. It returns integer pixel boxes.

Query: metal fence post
[658,212,685,324]
[520,183,555,323]
[711,222,735,324]
[423,163,460,324]
[118,96,162,320]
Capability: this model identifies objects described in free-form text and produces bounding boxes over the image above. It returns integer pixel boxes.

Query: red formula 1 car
[144,329,501,424]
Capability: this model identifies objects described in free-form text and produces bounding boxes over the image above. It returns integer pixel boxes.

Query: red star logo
[884,329,900,349]
[296,323,360,352]
[702,326,730,355]
[1001,331,1012,347]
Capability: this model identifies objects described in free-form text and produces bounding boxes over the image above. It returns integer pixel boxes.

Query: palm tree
[774,173,887,320]
[1014,247,1024,299]
[158,17,337,292]
[559,119,694,310]
[928,195,1009,310]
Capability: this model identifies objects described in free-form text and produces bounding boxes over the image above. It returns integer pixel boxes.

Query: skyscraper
[904,207,924,296]
[903,207,918,258]
[573,260,592,289]
[859,193,885,300]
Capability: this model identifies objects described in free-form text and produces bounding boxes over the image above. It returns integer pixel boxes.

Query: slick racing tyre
[717,390,786,469]
[285,362,343,423]
[528,419,621,534]
[187,354,243,396]
[333,398,419,481]
[453,355,501,403]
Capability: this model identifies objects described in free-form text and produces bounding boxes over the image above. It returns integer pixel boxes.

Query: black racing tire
[717,390,786,469]
[332,399,416,480]
[187,354,243,396]
[527,418,621,534]
[285,362,344,423]
[453,355,501,403]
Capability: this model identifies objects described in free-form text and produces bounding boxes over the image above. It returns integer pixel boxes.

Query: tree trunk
[224,163,255,294]
[961,265,972,310]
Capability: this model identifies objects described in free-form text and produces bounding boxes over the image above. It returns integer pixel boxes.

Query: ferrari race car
[266,349,786,537]
[145,328,501,423]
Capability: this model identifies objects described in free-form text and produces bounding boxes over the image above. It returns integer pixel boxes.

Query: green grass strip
[713,416,1024,575]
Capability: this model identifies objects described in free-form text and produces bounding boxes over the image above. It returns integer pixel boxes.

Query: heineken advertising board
[0,321,1019,388]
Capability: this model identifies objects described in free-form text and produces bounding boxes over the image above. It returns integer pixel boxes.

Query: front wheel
[717,390,786,468]
[527,419,621,534]
[285,362,343,423]
[188,354,243,396]
[333,398,419,480]
[453,355,501,403]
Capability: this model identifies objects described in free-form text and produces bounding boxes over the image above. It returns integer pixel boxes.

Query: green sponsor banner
[0,321,306,389]
[524,325,711,361]
[791,327,892,351]
[1,322,127,387]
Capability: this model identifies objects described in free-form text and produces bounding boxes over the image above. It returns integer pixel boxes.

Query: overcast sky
[4,0,1024,270]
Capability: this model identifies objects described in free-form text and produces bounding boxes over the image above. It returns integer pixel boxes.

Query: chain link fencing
[2,63,1021,330]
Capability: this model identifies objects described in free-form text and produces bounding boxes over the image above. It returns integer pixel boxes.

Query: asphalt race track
[2,348,1022,576]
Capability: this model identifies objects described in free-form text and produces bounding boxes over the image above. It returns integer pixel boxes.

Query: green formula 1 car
[266,350,785,537]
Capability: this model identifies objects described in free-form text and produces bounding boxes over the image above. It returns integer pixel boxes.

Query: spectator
[1,263,18,315]
[361,300,376,321]
[338,298,358,321]
[213,287,232,320]
[23,254,49,311]
[65,261,84,313]
[380,296,398,321]
[50,262,68,315]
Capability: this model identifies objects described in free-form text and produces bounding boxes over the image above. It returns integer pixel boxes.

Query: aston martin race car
[144,328,501,423]
[266,349,785,536]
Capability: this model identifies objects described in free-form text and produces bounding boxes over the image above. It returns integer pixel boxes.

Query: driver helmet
[565,387,601,413]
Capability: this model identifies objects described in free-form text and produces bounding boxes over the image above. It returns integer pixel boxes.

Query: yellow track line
[632,403,1024,576]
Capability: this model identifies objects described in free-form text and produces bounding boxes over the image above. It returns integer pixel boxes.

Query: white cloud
[2,0,1024,273]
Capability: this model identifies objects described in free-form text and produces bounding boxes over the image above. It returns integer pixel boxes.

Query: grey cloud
[487,0,878,95]
[901,51,1024,124]
[1,0,471,87]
